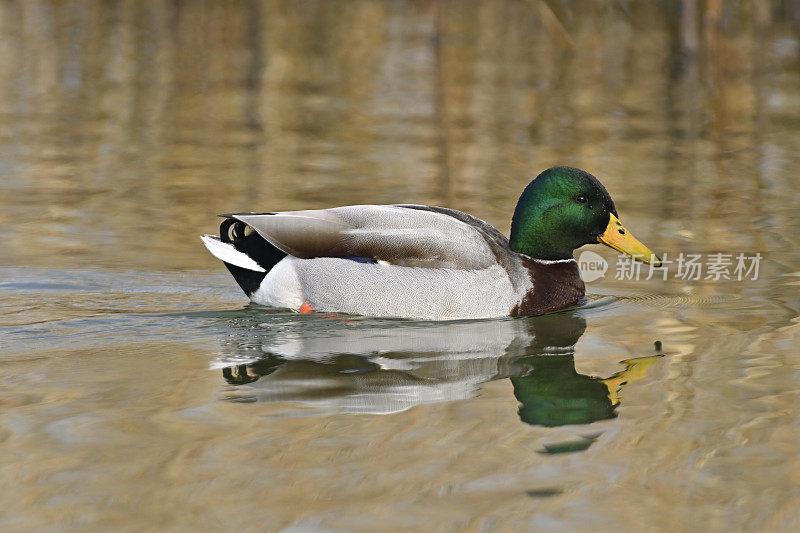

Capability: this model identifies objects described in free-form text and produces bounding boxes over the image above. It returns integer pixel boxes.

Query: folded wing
[228,205,505,270]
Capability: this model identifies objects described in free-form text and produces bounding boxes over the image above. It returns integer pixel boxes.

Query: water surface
[1,1,800,531]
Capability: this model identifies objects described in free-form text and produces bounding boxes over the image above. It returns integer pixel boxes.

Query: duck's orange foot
[299,302,314,314]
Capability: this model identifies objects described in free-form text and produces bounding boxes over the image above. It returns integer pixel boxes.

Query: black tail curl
[218,217,287,296]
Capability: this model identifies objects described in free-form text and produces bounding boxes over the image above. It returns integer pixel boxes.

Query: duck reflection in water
[216,311,661,427]
[506,314,661,427]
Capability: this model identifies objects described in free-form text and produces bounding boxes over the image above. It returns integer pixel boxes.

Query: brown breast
[509,256,586,317]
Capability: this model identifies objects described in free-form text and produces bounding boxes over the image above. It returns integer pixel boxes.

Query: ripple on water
[0,267,244,355]
[581,291,750,312]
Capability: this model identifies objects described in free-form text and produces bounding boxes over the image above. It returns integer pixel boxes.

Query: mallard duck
[202,166,660,320]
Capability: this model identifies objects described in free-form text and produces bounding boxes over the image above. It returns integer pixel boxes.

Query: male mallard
[202,166,660,320]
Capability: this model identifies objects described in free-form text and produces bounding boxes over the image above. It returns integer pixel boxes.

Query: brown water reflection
[1,1,800,531]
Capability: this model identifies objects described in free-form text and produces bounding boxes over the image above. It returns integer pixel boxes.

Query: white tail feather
[201,235,266,272]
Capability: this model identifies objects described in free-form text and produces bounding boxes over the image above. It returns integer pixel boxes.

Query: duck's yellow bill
[598,213,662,267]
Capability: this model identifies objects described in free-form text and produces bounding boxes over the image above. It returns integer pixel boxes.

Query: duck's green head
[509,167,660,265]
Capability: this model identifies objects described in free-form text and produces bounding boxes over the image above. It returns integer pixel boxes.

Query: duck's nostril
[618,228,626,235]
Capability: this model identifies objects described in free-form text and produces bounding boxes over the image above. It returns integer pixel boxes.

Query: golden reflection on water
[1,1,800,531]
[2,0,799,272]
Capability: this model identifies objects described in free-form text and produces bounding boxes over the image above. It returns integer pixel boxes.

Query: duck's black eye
[575,195,588,204]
